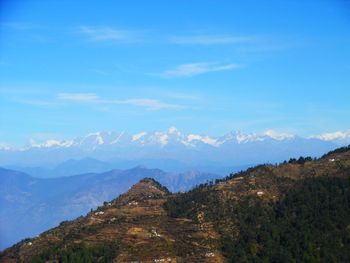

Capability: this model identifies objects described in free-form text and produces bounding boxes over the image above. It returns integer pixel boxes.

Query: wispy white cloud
[117,98,183,110]
[158,62,242,78]
[57,93,99,102]
[170,35,254,45]
[18,99,58,107]
[57,93,182,110]
[79,26,138,42]
[0,142,11,150]
[160,91,201,101]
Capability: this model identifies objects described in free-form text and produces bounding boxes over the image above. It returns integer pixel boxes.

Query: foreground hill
[1,178,225,262]
[0,167,219,250]
[1,146,350,262]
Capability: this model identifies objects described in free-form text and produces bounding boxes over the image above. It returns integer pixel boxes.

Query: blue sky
[1,0,350,146]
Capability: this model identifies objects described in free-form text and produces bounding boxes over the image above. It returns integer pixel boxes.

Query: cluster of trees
[140,177,171,194]
[322,145,350,158]
[164,175,350,262]
[286,156,314,165]
[29,242,118,263]
[222,177,350,262]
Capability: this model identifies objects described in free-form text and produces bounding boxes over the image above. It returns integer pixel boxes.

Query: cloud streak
[57,93,182,110]
[16,99,58,107]
[79,26,138,42]
[158,62,241,78]
[116,98,182,110]
[57,93,100,102]
[170,35,253,45]
[77,26,258,46]
[170,35,254,45]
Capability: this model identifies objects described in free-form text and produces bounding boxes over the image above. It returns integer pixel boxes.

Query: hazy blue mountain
[5,158,116,178]
[0,166,220,250]
[6,157,250,178]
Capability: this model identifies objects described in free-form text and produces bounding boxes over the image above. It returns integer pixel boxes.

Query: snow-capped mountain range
[1,127,349,169]
[8,127,340,149]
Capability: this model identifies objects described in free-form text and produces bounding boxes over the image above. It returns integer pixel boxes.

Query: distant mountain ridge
[6,157,249,178]
[5,158,116,178]
[1,128,349,168]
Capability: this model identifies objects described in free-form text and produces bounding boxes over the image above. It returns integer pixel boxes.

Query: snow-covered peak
[82,132,105,145]
[110,131,126,144]
[264,130,294,141]
[16,128,350,153]
[131,131,170,147]
[235,132,262,143]
[133,127,184,147]
[132,132,147,142]
[186,134,218,147]
[144,132,169,147]
[168,126,179,134]
[217,131,262,144]
[29,139,74,148]
[0,144,12,151]
[311,130,350,141]
[79,131,130,146]
[155,132,169,146]
[25,128,299,150]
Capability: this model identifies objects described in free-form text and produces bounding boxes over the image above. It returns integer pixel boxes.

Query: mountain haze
[1,128,347,171]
